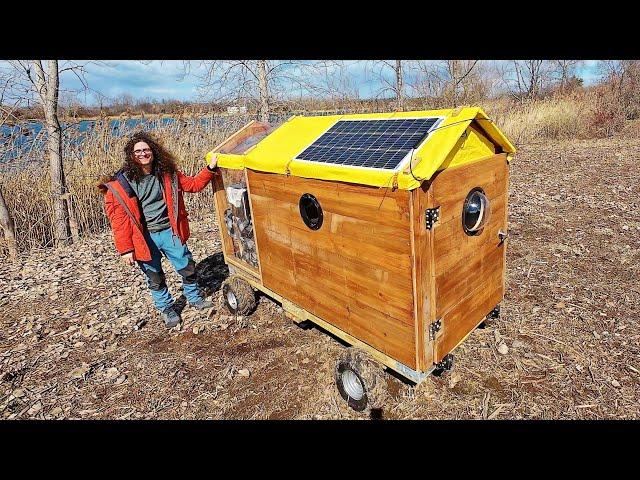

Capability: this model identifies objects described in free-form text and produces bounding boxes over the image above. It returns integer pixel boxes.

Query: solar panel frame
[293,116,445,173]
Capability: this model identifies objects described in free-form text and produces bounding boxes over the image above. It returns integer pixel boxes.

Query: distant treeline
[6,96,453,123]
[2,91,576,124]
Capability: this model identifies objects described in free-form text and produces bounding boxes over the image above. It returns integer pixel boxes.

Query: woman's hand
[121,252,135,266]
[205,151,219,170]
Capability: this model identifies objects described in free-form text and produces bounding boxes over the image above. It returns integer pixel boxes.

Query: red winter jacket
[101,166,215,262]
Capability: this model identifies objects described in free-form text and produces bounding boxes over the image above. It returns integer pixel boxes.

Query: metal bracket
[393,361,432,384]
[429,318,442,340]
[435,353,454,372]
[425,207,440,230]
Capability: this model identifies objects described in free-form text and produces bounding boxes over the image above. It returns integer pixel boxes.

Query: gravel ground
[1,137,639,420]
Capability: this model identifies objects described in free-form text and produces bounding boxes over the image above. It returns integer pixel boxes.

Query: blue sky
[5,60,605,106]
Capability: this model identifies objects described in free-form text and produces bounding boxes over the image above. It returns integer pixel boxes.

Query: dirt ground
[1,137,639,420]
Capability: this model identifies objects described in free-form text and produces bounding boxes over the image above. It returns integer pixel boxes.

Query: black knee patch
[144,269,167,291]
[178,260,197,285]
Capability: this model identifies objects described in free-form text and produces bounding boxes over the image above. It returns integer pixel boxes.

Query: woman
[99,131,218,328]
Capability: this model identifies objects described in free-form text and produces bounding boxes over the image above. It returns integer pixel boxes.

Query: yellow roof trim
[209,107,516,191]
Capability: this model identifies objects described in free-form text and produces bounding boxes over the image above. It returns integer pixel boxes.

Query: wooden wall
[428,153,509,362]
[247,170,418,368]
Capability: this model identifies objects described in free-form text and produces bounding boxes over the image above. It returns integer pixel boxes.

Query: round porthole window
[462,188,490,235]
[299,193,323,230]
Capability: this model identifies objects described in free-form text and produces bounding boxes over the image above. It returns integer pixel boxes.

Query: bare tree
[185,60,345,121]
[496,60,555,100]
[412,60,489,107]
[0,67,20,258]
[0,185,17,259]
[256,60,269,122]
[598,60,640,119]
[553,60,583,93]
[415,60,482,106]
[515,60,542,98]
[598,60,640,94]
[8,60,91,245]
[395,60,405,111]
[446,60,480,106]
[365,60,411,111]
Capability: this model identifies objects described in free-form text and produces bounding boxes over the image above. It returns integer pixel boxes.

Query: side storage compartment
[220,171,258,268]
[210,121,271,277]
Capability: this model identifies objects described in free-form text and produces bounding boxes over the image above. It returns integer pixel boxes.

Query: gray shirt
[124,173,171,232]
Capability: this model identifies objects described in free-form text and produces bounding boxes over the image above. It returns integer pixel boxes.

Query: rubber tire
[222,276,257,315]
[335,348,388,414]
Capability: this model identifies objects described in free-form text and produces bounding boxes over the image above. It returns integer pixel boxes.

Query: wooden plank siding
[247,170,418,368]
[409,182,436,371]
[429,153,509,362]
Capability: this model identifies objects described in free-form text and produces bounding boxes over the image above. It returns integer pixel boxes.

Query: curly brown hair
[122,131,178,183]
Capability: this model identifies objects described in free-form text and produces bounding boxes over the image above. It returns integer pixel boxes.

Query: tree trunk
[0,185,18,259]
[62,192,80,242]
[449,60,459,107]
[395,60,404,111]
[33,60,71,245]
[559,61,569,93]
[257,60,269,123]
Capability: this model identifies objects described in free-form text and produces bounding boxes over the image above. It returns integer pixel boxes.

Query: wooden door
[430,154,509,362]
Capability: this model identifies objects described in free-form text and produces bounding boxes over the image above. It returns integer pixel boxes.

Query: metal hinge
[429,318,442,340]
[425,207,440,230]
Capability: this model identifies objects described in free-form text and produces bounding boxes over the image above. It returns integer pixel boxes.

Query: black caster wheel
[295,320,314,330]
[478,305,501,329]
[221,276,257,315]
[432,353,455,377]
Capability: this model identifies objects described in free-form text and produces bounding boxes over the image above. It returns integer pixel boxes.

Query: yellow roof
[208,107,516,191]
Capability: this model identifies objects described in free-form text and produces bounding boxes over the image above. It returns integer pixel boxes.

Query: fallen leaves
[27,401,42,416]
[12,388,26,398]
[69,363,91,380]
[448,372,462,389]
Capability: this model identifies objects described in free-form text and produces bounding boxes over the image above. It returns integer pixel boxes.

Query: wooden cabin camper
[205,108,516,413]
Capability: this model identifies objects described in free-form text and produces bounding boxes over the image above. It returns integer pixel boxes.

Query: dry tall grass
[484,95,591,145]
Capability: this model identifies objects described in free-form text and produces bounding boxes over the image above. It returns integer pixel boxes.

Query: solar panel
[295,117,441,171]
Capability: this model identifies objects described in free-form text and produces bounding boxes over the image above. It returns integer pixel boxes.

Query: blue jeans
[137,228,202,311]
